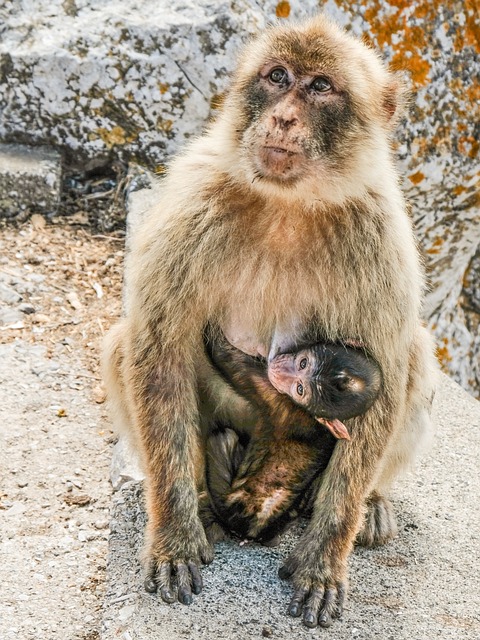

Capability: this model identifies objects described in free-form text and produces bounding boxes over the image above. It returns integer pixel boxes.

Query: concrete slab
[102,373,480,639]
[0,143,61,217]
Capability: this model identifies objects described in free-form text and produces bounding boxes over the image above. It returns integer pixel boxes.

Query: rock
[0,1,265,166]
[101,375,480,640]
[0,144,62,218]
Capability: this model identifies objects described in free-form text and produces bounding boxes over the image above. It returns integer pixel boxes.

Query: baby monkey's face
[267,344,382,440]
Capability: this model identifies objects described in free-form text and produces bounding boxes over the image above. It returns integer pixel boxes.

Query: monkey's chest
[220,227,372,352]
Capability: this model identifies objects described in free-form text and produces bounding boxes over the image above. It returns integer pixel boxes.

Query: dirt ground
[0,215,124,639]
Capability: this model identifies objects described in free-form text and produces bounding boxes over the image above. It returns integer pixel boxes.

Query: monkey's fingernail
[303,612,316,628]
[319,614,332,627]
[179,589,193,605]
[160,589,175,603]
[289,603,300,617]
[144,578,157,593]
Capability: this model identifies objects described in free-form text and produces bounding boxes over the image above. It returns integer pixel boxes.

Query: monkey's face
[231,17,401,188]
[241,62,357,184]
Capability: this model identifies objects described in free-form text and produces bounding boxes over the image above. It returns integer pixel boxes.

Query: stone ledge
[102,373,480,640]
[0,144,62,218]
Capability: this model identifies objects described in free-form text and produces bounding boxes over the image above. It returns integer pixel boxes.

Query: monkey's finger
[188,561,203,595]
[302,586,324,628]
[144,557,158,593]
[318,587,337,628]
[334,582,346,618]
[176,563,193,605]
[288,586,308,618]
[157,563,175,604]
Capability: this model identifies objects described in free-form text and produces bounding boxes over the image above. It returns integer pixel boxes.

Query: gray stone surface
[102,373,480,640]
[0,144,62,217]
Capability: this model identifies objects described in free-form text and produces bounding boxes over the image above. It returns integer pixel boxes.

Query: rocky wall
[0,0,479,395]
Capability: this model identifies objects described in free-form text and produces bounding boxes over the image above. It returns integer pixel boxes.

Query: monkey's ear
[382,74,408,128]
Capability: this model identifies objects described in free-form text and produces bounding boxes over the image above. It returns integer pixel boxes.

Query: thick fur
[103,15,438,626]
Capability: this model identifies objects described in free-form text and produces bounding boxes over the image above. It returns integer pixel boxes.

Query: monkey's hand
[144,517,214,605]
[279,532,348,628]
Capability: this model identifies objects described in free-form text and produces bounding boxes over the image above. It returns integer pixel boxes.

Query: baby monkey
[203,334,382,544]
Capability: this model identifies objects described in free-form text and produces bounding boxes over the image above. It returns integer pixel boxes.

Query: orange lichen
[454,0,480,53]
[158,83,169,95]
[436,339,452,367]
[453,185,466,195]
[458,136,480,159]
[276,1,291,18]
[336,0,440,86]
[409,171,425,184]
[96,125,133,147]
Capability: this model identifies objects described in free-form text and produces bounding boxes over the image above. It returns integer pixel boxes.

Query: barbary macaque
[103,15,438,628]
[202,332,382,545]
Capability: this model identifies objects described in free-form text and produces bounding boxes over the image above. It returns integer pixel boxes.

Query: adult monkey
[103,15,438,629]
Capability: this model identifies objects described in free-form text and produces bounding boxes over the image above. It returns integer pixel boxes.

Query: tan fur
[103,15,437,622]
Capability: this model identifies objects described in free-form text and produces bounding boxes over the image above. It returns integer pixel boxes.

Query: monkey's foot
[143,523,214,605]
[279,541,347,628]
[356,492,398,547]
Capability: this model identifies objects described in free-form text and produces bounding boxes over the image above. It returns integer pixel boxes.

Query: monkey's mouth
[256,145,305,181]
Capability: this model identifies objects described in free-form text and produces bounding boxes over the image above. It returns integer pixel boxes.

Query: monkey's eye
[296,382,304,396]
[299,358,308,370]
[269,67,288,85]
[311,76,332,93]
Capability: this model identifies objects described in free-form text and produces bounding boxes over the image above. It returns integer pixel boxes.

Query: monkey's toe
[356,492,398,547]
[287,581,346,628]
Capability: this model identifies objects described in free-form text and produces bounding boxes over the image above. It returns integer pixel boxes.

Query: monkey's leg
[103,323,142,453]
[202,428,245,543]
[357,327,437,548]
[355,491,398,547]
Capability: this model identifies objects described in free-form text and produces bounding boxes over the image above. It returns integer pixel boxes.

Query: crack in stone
[174,60,207,99]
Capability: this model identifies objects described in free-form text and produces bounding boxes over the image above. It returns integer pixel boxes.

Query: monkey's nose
[272,114,299,130]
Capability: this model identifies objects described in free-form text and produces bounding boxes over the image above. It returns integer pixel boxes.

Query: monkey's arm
[279,381,404,628]
[206,329,271,407]
[118,205,229,604]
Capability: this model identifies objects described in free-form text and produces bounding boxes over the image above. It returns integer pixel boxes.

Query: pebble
[18,302,36,314]
[17,480,28,488]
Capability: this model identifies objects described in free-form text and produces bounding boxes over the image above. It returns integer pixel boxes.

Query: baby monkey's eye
[299,358,308,370]
[269,67,288,84]
[297,382,304,396]
[311,76,332,93]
